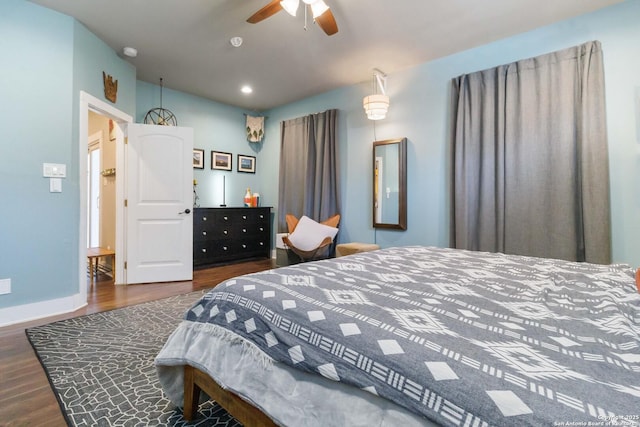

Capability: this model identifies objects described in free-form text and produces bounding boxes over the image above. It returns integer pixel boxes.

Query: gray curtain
[278,109,340,233]
[450,41,611,264]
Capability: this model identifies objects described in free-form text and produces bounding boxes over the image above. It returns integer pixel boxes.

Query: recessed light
[123,46,137,57]
[241,85,253,94]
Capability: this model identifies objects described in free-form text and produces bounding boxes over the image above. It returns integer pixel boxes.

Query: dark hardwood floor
[0,259,274,427]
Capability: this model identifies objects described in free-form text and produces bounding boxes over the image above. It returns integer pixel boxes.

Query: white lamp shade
[281,0,299,16]
[310,0,329,18]
[363,94,390,120]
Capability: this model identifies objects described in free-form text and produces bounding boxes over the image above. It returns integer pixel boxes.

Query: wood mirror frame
[373,137,407,230]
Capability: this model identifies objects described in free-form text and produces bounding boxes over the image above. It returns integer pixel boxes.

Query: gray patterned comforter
[173,246,640,426]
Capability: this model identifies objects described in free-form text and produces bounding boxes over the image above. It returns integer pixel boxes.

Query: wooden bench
[87,247,115,284]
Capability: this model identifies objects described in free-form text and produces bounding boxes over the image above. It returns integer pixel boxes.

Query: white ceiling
[29,0,623,112]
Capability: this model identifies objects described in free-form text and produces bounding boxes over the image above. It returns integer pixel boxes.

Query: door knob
[179,209,191,214]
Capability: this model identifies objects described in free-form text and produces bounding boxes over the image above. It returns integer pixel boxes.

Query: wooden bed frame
[182,269,640,425]
[183,365,277,426]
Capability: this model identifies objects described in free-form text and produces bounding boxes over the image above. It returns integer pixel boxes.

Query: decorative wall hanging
[245,114,265,142]
[144,78,178,126]
[102,72,118,103]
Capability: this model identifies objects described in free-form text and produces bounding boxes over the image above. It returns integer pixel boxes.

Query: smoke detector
[123,46,138,57]
[230,37,243,48]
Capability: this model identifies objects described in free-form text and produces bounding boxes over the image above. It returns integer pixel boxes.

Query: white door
[124,123,193,284]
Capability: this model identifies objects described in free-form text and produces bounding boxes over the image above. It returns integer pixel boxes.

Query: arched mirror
[373,137,407,230]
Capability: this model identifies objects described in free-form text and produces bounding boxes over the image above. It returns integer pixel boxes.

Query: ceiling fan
[247,0,338,36]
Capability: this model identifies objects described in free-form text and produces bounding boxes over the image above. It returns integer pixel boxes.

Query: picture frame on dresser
[211,151,232,171]
[193,149,204,169]
[237,154,256,173]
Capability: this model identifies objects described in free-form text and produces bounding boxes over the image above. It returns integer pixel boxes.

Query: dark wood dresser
[193,207,271,268]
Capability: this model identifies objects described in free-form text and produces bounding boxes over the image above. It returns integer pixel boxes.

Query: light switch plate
[43,163,67,178]
[0,279,10,295]
[50,177,62,192]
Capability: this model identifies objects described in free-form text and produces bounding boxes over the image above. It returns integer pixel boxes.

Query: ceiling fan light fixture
[280,0,299,16]
[248,0,338,36]
[310,0,329,18]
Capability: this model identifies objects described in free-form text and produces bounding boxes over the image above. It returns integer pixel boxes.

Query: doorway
[87,114,116,281]
[78,91,132,304]
[88,132,101,248]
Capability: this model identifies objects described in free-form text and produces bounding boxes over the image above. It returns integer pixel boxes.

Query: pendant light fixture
[143,78,178,126]
[363,69,389,121]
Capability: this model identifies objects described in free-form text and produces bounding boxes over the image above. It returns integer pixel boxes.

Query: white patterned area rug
[26,291,242,427]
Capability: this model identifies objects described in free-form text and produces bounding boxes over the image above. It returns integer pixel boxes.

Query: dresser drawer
[235,209,269,224]
[194,240,245,262]
[193,241,216,263]
[213,211,235,226]
[193,225,237,242]
[234,222,268,237]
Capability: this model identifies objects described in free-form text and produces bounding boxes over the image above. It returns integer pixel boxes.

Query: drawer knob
[202,231,207,236]
[259,242,264,246]
[259,214,264,219]
[223,230,228,235]
[223,216,228,221]
[242,244,247,249]
[223,246,228,251]
[259,227,264,231]
[242,228,247,233]
[201,248,207,253]
[203,217,207,221]
[242,215,247,220]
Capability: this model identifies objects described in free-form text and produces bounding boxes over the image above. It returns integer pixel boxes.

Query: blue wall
[1,0,638,321]
[0,0,136,313]
[0,0,75,306]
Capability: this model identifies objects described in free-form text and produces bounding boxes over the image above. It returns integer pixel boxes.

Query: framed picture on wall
[237,154,256,173]
[211,151,232,171]
[193,149,205,169]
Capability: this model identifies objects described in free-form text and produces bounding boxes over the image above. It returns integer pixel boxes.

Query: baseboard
[0,293,87,328]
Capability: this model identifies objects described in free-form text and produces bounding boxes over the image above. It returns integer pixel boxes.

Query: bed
[156,246,640,426]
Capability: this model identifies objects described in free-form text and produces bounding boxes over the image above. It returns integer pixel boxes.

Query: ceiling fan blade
[247,0,283,23]
[315,8,338,36]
